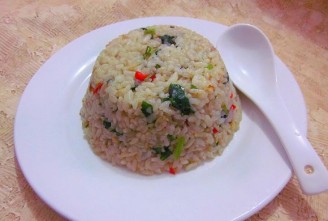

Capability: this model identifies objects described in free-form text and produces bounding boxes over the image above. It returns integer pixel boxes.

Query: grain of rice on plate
[80,25,242,175]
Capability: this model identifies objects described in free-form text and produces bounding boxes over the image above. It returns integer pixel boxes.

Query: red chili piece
[150,74,156,82]
[169,167,176,175]
[185,119,190,126]
[135,71,148,81]
[212,127,219,134]
[93,82,103,95]
[230,104,236,110]
[230,92,233,99]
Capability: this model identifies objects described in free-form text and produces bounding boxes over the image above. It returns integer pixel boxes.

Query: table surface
[1,0,327,220]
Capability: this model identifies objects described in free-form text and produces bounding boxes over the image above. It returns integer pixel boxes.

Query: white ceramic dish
[14,17,307,221]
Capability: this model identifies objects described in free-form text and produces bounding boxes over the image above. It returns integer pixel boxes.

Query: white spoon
[217,24,328,195]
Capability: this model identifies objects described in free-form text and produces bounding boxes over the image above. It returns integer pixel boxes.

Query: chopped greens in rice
[80,25,242,175]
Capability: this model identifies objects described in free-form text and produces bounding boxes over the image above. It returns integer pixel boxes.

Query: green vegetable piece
[168,84,195,115]
[152,146,173,161]
[173,136,185,160]
[141,101,153,117]
[160,146,172,161]
[167,134,176,142]
[207,63,214,70]
[191,84,197,89]
[161,97,170,102]
[143,46,154,59]
[103,119,111,129]
[159,35,176,45]
[131,86,137,92]
[155,64,161,69]
[103,119,122,135]
[221,103,229,115]
[152,147,162,155]
[144,28,156,37]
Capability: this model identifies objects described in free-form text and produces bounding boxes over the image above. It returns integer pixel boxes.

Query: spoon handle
[260,94,328,195]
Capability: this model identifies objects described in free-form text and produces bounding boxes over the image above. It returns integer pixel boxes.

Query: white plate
[14,17,307,221]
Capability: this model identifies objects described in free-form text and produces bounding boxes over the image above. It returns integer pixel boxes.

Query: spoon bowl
[217,24,328,195]
[217,24,277,96]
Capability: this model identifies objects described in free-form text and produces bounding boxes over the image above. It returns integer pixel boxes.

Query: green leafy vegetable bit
[168,84,195,115]
[155,64,161,69]
[144,27,156,38]
[167,134,176,142]
[103,119,111,129]
[173,136,185,160]
[159,35,176,45]
[191,84,197,89]
[143,46,155,59]
[207,63,214,70]
[103,119,123,136]
[141,101,154,117]
[221,103,229,119]
[221,104,229,114]
[152,136,185,161]
[152,146,173,161]
[161,97,170,102]
[160,146,172,160]
[131,85,137,92]
[152,147,162,155]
